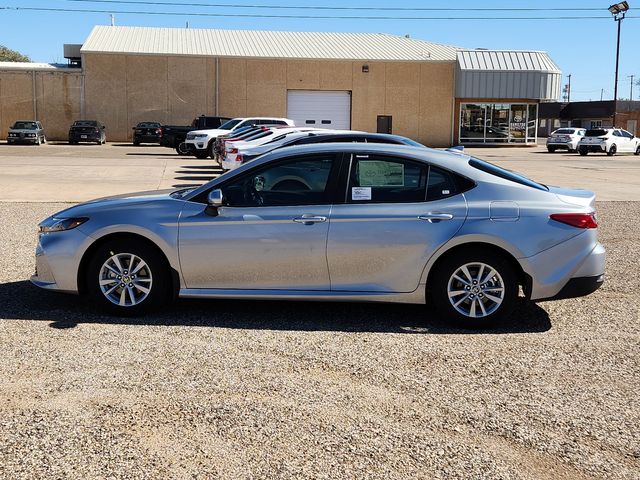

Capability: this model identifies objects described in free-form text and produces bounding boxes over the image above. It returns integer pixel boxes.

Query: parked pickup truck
[160,115,230,154]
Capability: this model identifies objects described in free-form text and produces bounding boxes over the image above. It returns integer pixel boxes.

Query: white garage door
[287,90,351,130]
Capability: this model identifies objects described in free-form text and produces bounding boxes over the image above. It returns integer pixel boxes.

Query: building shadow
[1,280,552,334]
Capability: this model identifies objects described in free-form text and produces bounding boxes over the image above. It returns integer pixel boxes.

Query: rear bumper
[547,142,573,149]
[579,144,606,153]
[134,135,161,143]
[69,133,101,142]
[536,274,604,301]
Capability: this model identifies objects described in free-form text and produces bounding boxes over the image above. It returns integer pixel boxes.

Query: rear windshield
[219,119,242,130]
[469,157,548,191]
[554,129,575,134]
[585,129,608,137]
[137,122,160,128]
[12,121,37,129]
[73,120,97,127]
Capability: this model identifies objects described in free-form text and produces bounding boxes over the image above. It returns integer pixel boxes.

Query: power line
[1,6,636,20]
[63,0,607,11]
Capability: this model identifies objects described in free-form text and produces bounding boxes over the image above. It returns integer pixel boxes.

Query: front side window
[219,119,242,130]
[221,154,337,207]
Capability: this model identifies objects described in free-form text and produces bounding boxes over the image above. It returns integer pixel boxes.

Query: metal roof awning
[455,50,561,101]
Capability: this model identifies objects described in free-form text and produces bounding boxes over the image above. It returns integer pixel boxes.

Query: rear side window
[585,129,608,137]
[469,158,548,191]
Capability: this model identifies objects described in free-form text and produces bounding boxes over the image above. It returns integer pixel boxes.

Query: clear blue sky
[1,0,638,101]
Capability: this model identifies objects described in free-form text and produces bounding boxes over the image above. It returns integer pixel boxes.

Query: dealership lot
[0,142,639,202]
[0,144,639,478]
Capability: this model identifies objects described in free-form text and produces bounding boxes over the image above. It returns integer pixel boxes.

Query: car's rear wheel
[607,144,616,156]
[579,147,588,156]
[547,146,556,153]
[635,145,640,156]
[86,239,169,316]
[42,135,46,144]
[430,250,518,328]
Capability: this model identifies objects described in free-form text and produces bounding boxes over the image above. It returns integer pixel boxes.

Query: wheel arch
[77,232,180,298]
[422,241,532,300]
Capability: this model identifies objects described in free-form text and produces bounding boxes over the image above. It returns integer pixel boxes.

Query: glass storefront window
[459,102,538,144]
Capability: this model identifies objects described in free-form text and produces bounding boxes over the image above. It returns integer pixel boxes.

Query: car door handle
[293,215,327,224]
[418,213,454,223]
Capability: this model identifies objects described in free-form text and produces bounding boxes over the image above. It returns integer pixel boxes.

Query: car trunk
[548,186,596,209]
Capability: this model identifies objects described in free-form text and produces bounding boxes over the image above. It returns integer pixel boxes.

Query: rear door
[326,154,468,293]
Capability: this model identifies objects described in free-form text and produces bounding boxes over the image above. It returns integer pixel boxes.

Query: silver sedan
[31,143,605,327]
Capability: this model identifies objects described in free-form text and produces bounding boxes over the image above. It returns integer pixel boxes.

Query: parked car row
[547,127,640,155]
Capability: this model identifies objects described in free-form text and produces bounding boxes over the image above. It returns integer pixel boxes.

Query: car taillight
[94,128,100,133]
[236,154,244,163]
[229,148,238,154]
[155,128,162,136]
[550,213,598,229]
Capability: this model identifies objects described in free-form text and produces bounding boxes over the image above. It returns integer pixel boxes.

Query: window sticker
[358,161,404,187]
[352,187,372,201]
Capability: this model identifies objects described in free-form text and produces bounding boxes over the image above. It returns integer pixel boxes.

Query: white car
[222,128,323,171]
[184,117,294,159]
[578,128,640,156]
[546,128,585,153]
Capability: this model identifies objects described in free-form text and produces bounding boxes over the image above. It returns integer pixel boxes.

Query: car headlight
[39,217,89,233]
[26,133,36,137]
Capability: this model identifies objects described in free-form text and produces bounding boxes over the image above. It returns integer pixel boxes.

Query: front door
[178,153,340,290]
[327,154,468,293]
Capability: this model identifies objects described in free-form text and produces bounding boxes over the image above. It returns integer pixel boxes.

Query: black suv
[69,120,106,145]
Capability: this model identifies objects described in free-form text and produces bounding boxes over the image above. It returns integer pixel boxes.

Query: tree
[0,45,30,62]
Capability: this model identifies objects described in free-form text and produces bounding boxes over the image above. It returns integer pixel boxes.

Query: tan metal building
[1,26,562,145]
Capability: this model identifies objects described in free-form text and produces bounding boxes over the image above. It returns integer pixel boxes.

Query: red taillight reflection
[550,213,598,229]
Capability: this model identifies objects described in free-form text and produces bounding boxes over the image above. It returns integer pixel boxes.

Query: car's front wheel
[86,239,170,316]
[635,145,640,156]
[176,142,190,155]
[607,144,616,156]
[430,250,518,328]
[194,150,209,159]
[547,146,556,153]
[579,147,588,156]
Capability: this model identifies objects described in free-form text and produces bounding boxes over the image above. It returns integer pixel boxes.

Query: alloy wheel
[98,253,153,307]
[446,262,505,318]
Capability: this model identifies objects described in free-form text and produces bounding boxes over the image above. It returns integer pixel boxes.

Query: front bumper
[30,228,92,294]
[7,137,38,144]
[185,139,208,151]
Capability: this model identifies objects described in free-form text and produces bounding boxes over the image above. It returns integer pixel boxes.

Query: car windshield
[138,122,160,128]
[219,119,242,130]
[554,129,575,134]
[73,120,97,127]
[12,121,37,130]
[585,129,608,137]
[469,157,548,191]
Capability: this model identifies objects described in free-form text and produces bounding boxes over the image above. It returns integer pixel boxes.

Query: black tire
[207,140,216,159]
[176,142,190,155]
[429,249,518,328]
[547,146,556,153]
[42,136,46,144]
[579,147,588,156]
[133,140,140,146]
[635,145,640,156]
[195,150,209,159]
[69,140,76,145]
[607,144,616,156]
[86,238,170,316]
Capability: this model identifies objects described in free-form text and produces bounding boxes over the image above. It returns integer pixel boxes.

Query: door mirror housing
[206,189,224,216]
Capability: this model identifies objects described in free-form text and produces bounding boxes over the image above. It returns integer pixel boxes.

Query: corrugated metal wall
[456,68,561,100]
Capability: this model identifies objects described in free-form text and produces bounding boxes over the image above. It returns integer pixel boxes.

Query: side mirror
[102,125,106,129]
[206,189,224,216]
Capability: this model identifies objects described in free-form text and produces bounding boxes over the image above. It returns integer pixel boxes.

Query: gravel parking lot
[0,144,639,478]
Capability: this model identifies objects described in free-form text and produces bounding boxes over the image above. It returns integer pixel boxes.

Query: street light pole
[609,2,630,127]
[629,74,635,101]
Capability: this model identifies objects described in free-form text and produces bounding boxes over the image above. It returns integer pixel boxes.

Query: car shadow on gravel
[1,281,551,334]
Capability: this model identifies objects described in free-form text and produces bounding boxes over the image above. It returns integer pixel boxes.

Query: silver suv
[7,120,46,145]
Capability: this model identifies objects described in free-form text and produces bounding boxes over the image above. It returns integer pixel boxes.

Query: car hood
[48,189,181,218]
[190,128,229,137]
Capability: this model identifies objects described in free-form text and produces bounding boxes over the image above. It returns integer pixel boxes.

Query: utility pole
[567,74,572,103]
[629,74,635,101]
[110,14,115,26]
[601,89,604,101]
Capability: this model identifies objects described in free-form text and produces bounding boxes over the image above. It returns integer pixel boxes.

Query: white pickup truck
[184,117,294,159]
